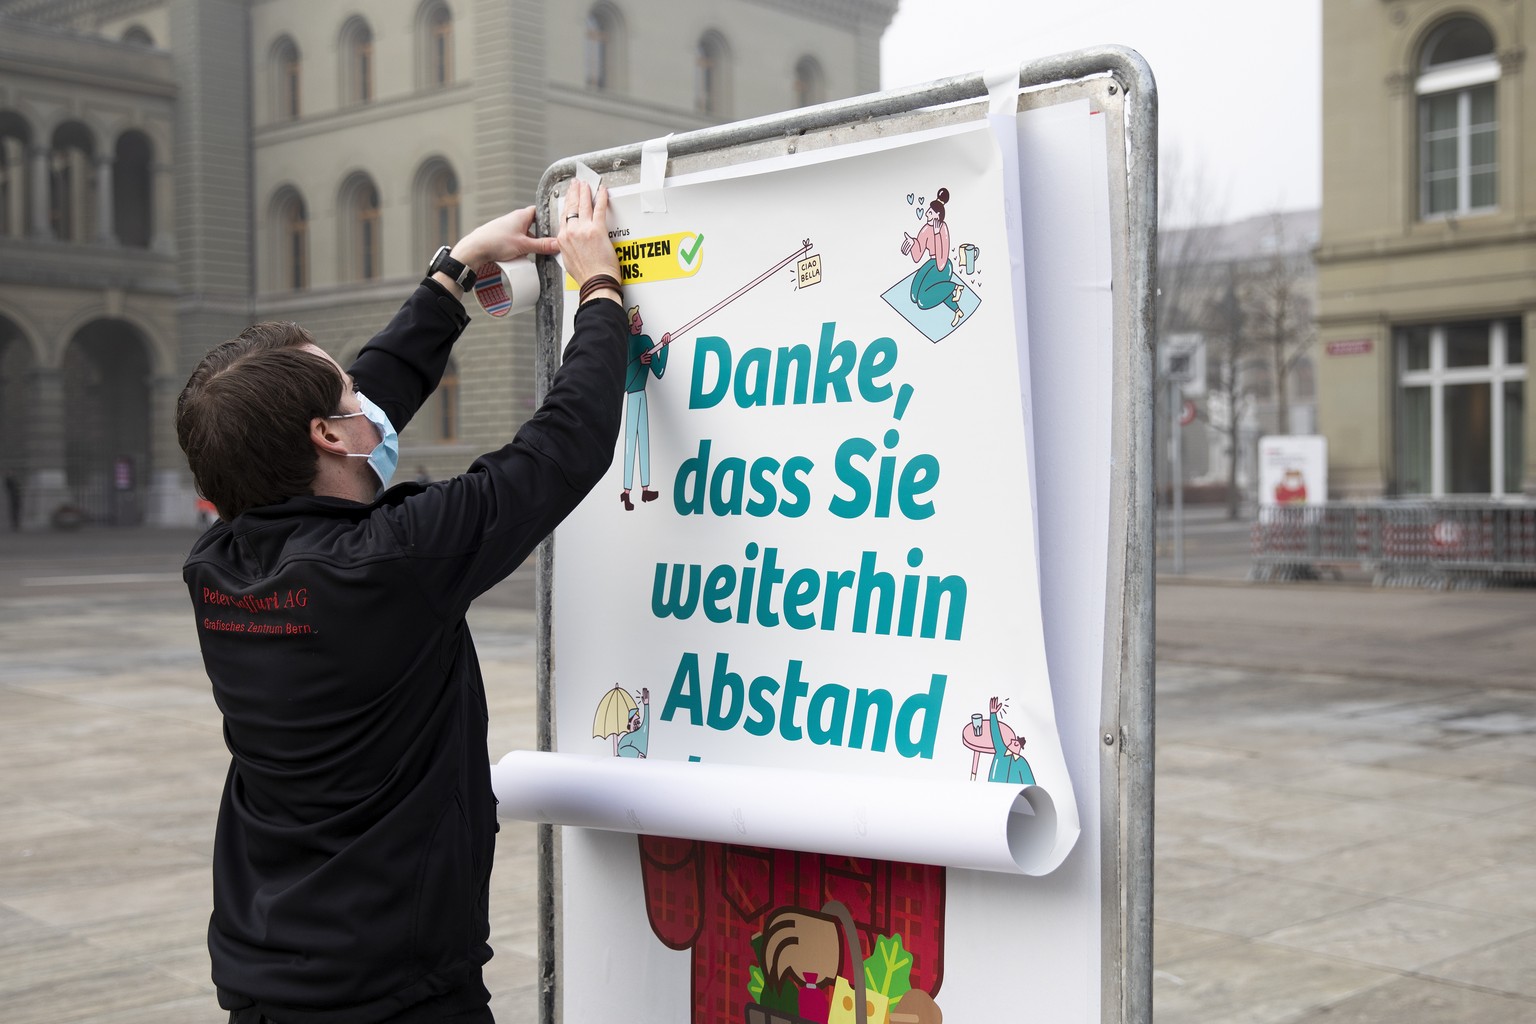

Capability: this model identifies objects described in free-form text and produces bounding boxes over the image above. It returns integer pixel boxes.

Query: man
[177,182,624,1023]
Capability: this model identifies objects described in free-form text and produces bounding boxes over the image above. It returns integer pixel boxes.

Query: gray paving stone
[1397,862,1536,922]
[6,527,1536,1022]
[1157,875,1377,939]
[1262,898,1530,973]
[1153,940,1394,1024]
[1415,928,1536,999]
[1286,974,1536,1024]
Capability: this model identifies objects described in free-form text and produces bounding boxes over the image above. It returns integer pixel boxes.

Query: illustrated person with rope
[177,180,626,1024]
[621,304,668,511]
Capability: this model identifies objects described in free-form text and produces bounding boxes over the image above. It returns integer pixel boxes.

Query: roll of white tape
[473,256,541,317]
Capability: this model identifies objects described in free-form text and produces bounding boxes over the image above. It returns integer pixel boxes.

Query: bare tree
[1244,212,1316,436]
[1155,147,1228,344]
[1154,148,1228,513]
[1203,263,1251,519]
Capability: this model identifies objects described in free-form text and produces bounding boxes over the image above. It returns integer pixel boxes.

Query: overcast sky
[880,0,1321,226]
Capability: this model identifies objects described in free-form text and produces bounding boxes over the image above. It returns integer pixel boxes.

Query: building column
[2,138,24,238]
[94,153,115,244]
[146,373,193,526]
[28,146,51,241]
[151,161,174,253]
[23,366,68,528]
[69,149,90,242]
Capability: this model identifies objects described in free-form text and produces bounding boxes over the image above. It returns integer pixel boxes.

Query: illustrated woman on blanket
[902,186,965,328]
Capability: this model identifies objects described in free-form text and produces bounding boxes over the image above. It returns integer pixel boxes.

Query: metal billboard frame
[530,45,1156,1024]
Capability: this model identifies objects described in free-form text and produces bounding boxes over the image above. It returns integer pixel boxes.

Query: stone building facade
[1318,0,1533,498]
[0,0,896,527]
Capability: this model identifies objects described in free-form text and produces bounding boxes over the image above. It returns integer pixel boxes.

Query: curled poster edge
[492,750,1079,876]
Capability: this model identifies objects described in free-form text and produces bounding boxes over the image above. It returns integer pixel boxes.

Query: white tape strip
[985,63,1019,117]
[639,133,672,213]
[574,160,602,190]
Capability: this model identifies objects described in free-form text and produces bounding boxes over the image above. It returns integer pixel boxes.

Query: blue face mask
[330,391,399,489]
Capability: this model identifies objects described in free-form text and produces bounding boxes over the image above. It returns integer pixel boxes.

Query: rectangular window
[361,218,377,280]
[1395,319,1526,495]
[283,58,301,119]
[1419,84,1497,217]
[1444,382,1491,493]
[1398,385,1432,495]
[440,380,458,440]
[433,26,452,85]
[1505,380,1525,495]
[289,223,307,290]
[358,45,373,103]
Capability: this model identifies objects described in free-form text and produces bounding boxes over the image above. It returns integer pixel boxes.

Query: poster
[505,105,1112,1024]
[1258,435,1328,507]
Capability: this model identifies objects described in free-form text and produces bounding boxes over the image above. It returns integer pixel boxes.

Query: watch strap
[429,246,476,290]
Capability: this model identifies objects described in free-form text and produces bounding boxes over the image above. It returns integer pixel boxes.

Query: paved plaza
[1,522,1533,1023]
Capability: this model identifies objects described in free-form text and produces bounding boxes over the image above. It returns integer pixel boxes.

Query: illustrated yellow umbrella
[593,686,638,753]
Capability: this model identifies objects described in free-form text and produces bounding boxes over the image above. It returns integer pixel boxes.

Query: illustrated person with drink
[986,695,1035,785]
[902,187,965,328]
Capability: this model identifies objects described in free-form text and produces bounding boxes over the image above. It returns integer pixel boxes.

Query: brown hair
[928,187,950,221]
[176,322,344,520]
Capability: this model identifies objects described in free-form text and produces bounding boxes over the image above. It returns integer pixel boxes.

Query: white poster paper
[500,108,1113,1024]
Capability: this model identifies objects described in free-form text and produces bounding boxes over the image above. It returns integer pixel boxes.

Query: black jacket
[185,283,626,1022]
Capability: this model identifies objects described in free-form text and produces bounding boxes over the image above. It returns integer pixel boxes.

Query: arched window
[1417,16,1498,218]
[0,317,38,500]
[341,17,375,106]
[113,131,153,248]
[418,2,454,88]
[270,188,308,291]
[695,31,731,117]
[341,174,382,282]
[793,55,825,108]
[61,319,152,517]
[415,160,461,253]
[121,25,155,47]
[584,5,626,92]
[49,121,96,243]
[417,356,460,442]
[0,112,32,240]
[270,36,302,121]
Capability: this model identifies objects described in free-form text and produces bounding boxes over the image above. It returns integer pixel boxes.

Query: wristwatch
[428,245,477,290]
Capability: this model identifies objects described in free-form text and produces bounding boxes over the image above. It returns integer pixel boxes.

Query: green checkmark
[680,233,704,266]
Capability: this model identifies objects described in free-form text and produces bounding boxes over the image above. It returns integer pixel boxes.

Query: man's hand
[989,696,1000,715]
[560,180,623,306]
[430,207,561,300]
